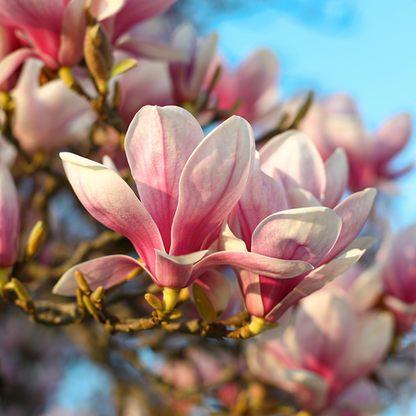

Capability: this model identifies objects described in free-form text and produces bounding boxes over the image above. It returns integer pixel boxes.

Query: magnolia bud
[192,283,216,324]
[26,220,45,258]
[75,270,90,293]
[84,24,113,94]
[91,286,104,303]
[12,278,31,302]
[144,293,163,310]
[82,295,100,316]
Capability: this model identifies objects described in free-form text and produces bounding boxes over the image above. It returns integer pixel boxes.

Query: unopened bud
[193,283,216,324]
[0,267,9,288]
[91,286,104,303]
[26,221,45,258]
[144,293,163,310]
[169,309,183,320]
[0,91,11,110]
[178,287,190,302]
[162,287,180,313]
[11,278,31,302]
[82,295,100,316]
[84,23,113,95]
[113,80,121,108]
[75,270,90,293]
[76,288,85,308]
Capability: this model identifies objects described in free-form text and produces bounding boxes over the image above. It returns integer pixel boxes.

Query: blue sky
[209,0,416,231]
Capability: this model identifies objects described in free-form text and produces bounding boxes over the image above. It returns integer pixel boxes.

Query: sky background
[188,0,416,232]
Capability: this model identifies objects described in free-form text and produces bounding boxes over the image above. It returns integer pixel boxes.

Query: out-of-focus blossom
[206,49,281,135]
[54,105,260,294]
[297,94,412,192]
[380,224,416,333]
[169,24,218,104]
[12,59,97,155]
[0,24,21,90]
[0,134,17,167]
[322,263,382,315]
[247,291,394,415]
[0,162,19,268]
[0,0,87,84]
[114,52,174,127]
[225,132,376,322]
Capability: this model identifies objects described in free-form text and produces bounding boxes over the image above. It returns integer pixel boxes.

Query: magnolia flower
[0,162,19,268]
[169,24,218,104]
[54,105,276,296]
[380,224,416,333]
[12,59,97,155]
[226,131,376,322]
[298,94,412,192]
[206,49,281,135]
[0,0,87,84]
[247,291,394,415]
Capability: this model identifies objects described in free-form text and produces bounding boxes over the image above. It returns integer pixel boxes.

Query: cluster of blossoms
[0,1,415,415]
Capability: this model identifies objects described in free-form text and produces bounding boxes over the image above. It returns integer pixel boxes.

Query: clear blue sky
[211,0,416,231]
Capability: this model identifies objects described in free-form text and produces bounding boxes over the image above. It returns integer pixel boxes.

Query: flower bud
[75,270,91,293]
[84,24,114,94]
[12,278,31,302]
[91,286,104,303]
[82,295,100,316]
[193,283,216,324]
[144,293,163,310]
[26,221,45,258]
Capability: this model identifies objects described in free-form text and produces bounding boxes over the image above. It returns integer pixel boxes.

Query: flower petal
[321,148,348,208]
[53,255,141,295]
[252,207,342,267]
[286,188,321,209]
[154,249,207,288]
[265,238,372,322]
[60,152,164,270]
[238,154,288,248]
[259,130,326,201]
[323,188,376,263]
[125,105,204,251]
[0,48,35,87]
[171,116,255,255]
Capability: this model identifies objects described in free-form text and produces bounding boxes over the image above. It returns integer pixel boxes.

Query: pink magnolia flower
[0,162,20,267]
[113,51,174,127]
[169,24,218,104]
[298,94,412,192]
[0,0,87,84]
[380,224,416,333]
[206,49,281,135]
[12,59,97,155]
[225,131,376,321]
[247,291,394,415]
[55,105,296,294]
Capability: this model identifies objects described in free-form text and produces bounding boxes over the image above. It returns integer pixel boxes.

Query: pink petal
[296,291,355,373]
[334,311,393,390]
[192,250,313,281]
[265,238,372,322]
[238,154,288,248]
[374,113,412,165]
[154,249,207,288]
[125,105,204,251]
[323,188,376,263]
[252,207,342,267]
[60,152,164,271]
[170,116,255,256]
[0,163,19,267]
[91,0,127,21]
[259,130,327,201]
[58,0,86,66]
[117,38,188,62]
[0,0,62,61]
[322,148,348,208]
[286,188,321,209]
[383,295,416,333]
[52,255,141,295]
[0,48,35,87]
[110,0,178,42]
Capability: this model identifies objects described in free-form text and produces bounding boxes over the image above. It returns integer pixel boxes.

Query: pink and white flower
[247,291,393,415]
